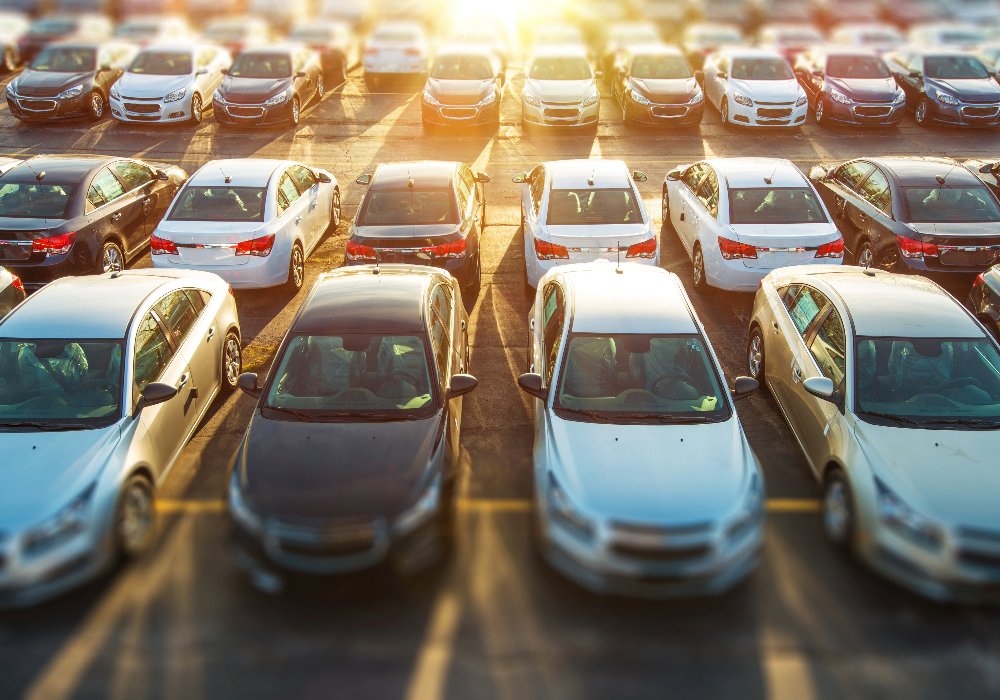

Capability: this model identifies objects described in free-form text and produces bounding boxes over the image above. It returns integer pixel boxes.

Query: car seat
[563,337,616,397]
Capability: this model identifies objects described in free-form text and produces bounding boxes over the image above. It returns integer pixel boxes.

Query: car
[828,23,905,53]
[516,263,764,598]
[212,46,325,127]
[702,48,809,127]
[421,47,503,130]
[199,17,272,57]
[442,19,515,70]
[529,24,587,50]
[611,45,705,127]
[150,159,340,292]
[0,12,29,72]
[747,265,1000,604]
[599,21,662,76]
[521,47,601,129]
[0,155,187,291]
[663,157,843,292]
[112,15,193,47]
[968,264,1000,341]
[642,0,696,32]
[515,159,656,292]
[949,0,1000,26]
[907,22,989,49]
[363,21,429,91]
[756,23,825,63]
[16,14,111,66]
[0,269,242,608]
[227,265,477,586]
[808,156,1000,275]
[109,43,231,126]
[977,42,1000,75]
[755,0,815,25]
[815,0,882,28]
[346,162,487,291]
[6,41,136,122]
[885,49,1000,127]
[679,22,743,71]
[794,47,906,126]
[288,20,361,84]
[0,266,25,317]
[966,156,1000,199]
[879,0,949,29]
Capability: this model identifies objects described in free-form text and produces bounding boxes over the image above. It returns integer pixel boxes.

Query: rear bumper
[152,253,289,289]
[525,245,659,289]
[345,254,477,287]
[704,246,842,292]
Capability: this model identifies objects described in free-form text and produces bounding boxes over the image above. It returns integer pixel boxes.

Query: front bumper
[213,96,296,126]
[625,97,704,125]
[522,98,599,128]
[0,533,111,610]
[110,95,197,123]
[422,101,499,126]
[925,99,1000,127]
[6,93,91,121]
[821,97,905,125]
[729,99,808,127]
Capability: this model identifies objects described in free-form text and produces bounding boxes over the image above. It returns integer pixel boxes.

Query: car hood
[926,77,1000,102]
[220,75,291,104]
[546,416,751,524]
[238,413,442,519]
[826,75,897,100]
[853,419,1000,528]
[354,224,460,239]
[731,77,800,102]
[0,425,121,530]
[12,70,92,97]
[525,78,596,102]
[631,77,698,103]
[905,221,1000,238]
[426,78,493,105]
[115,72,192,99]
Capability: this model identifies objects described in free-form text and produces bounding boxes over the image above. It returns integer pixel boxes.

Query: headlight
[212,88,224,103]
[688,90,704,104]
[830,88,852,105]
[21,483,95,557]
[109,84,120,100]
[893,89,906,105]
[875,478,944,550]
[725,472,764,541]
[478,88,497,106]
[228,470,263,536]
[264,91,287,106]
[796,92,808,107]
[393,473,441,536]
[934,89,960,106]
[547,473,594,541]
[163,87,186,103]
[582,91,599,107]
[5,81,14,95]
[523,92,541,107]
[422,89,441,106]
[733,92,753,107]
[56,84,84,100]
[629,89,651,105]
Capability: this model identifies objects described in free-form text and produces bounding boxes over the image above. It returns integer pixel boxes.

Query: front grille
[651,105,687,117]
[124,102,160,114]
[227,105,264,118]
[610,521,713,537]
[964,106,999,118]
[855,106,891,117]
[757,107,792,118]
[611,542,711,562]
[17,99,55,111]
[958,549,1000,571]
[755,101,793,106]
[440,107,477,119]
[125,114,162,121]
[544,107,579,118]
[279,540,375,558]
[958,526,1000,543]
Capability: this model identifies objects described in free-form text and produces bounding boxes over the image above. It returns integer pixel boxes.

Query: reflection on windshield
[0,184,74,218]
[730,188,827,224]
[170,187,265,221]
[925,56,990,79]
[0,340,122,427]
[129,52,192,75]
[431,55,493,80]
[903,187,1000,222]
[631,55,692,79]
[230,53,290,79]
[359,190,456,225]
[731,57,794,80]
[529,57,592,80]
[827,55,891,79]
[31,47,95,72]
[546,188,643,225]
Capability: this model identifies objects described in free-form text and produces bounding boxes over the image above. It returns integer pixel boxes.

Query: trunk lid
[730,223,837,269]
[155,221,265,266]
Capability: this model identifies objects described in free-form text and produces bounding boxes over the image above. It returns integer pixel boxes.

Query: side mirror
[695,69,704,83]
[446,373,478,399]
[632,170,647,182]
[474,172,491,183]
[665,169,681,181]
[812,68,824,76]
[295,70,307,78]
[356,173,372,185]
[730,376,759,400]
[237,372,261,397]
[803,376,842,406]
[134,382,177,415]
[718,71,728,80]
[512,172,528,184]
[980,163,995,174]
[909,70,922,79]
[196,67,208,75]
[318,172,332,183]
[156,169,169,180]
[517,372,548,400]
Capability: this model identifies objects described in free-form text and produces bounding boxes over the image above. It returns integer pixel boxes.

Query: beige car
[748,265,1000,604]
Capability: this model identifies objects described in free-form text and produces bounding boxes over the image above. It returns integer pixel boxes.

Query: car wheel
[822,469,855,550]
[720,98,730,126]
[692,244,709,293]
[480,197,486,226]
[814,94,825,125]
[222,331,242,392]
[661,189,670,226]
[856,239,876,268]
[748,325,765,383]
[116,474,156,559]
[88,91,105,121]
[331,189,341,228]
[99,240,124,274]
[1,47,15,73]
[286,242,304,292]
[290,96,300,125]
[316,74,325,100]
[189,92,203,125]
[914,97,930,127]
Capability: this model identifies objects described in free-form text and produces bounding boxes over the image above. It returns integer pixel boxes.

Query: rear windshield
[0,184,74,218]
[903,187,1000,222]
[114,22,159,38]
[546,188,643,225]
[372,30,421,42]
[169,187,265,221]
[28,19,75,36]
[729,188,828,224]
[31,47,95,72]
[731,57,793,80]
[129,51,192,75]
[204,25,245,42]
[359,190,457,226]
[925,55,990,79]
[431,55,493,80]
[529,57,592,80]
[229,53,290,79]
[631,54,692,79]
[826,55,890,79]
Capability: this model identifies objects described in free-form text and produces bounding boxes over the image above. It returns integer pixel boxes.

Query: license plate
[940,249,992,267]
[383,64,398,72]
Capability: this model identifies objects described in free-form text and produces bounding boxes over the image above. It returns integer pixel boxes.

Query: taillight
[404,48,421,56]
[974,273,985,288]
[150,234,178,255]
[235,234,275,257]
[534,237,570,260]
[365,47,379,55]
[626,237,657,259]
[814,237,845,259]
[718,236,756,260]
[895,234,937,258]
[346,239,378,262]
[424,238,467,260]
[10,273,23,292]
[32,231,76,256]
[227,284,234,296]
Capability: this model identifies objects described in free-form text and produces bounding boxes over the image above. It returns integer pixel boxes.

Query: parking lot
[2,67,1000,699]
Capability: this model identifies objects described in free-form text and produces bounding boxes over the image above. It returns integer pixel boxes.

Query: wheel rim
[103,245,123,273]
[92,94,103,117]
[662,196,668,223]
[823,480,850,542]
[192,95,202,122]
[318,76,324,97]
[916,102,926,123]
[859,244,873,268]
[292,247,303,287]
[749,334,763,377]
[119,482,153,554]
[693,250,704,286]
[722,101,728,123]
[292,99,299,124]
[225,336,242,386]
[332,191,341,226]
[816,98,824,122]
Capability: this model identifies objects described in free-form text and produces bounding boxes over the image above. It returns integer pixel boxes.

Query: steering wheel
[936,376,982,392]
[382,370,422,389]
[650,373,696,396]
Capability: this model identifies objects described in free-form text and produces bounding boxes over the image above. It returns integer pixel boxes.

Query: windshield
[0,340,123,428]
[827,55,891,78]
[129,51,192,75]
[264,334,436,420]
[856,337,1000,427]
[529,57,592,80]
[169,187,265,222]
[205,25,244,42]
[631,54,692,79]
[431,55,493,80]
[115,22,158,38]
[359,190,456,225]
[0,184,74,218]
[554,334,730,423]
[229,53,290,79]
[372,30,420,42]
[731,57,794,80]
[31,47,95,72]
[941,30,986,44]
[730,188,828,224]
[289,28,331,43]
[28,19,75,36]
[903,186,1000,222]
[925,55,990,79]
[546,188,643,225]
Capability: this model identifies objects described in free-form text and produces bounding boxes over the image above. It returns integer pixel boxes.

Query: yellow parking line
[156,499,226,514]
[456,498,532,513]
[766,499,821,513]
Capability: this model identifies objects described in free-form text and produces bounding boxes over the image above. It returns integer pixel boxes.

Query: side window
[457,166,474,217]
[696,168,719,219]
[90,167,126,207]
[195,48,214,70]
[856,167,892,215]
[111,161,154,192]
[287,164,318,194]
[87,185,106,212]
[97,47,112,69]
[153,290,201,348]
[428,286,452,383]
[778,284,802,310]
[133,313,174,395]
[185,288,209,313]
[717,55,730,74]
[456,176,470,217]
[809,305,847,388]
[682,163,705,192]
[906,55,923,74]
[786,286,827,336]
[836,161,873,191]
[542,283,565,384]
[530,166,546,216]
[276,172,301,215]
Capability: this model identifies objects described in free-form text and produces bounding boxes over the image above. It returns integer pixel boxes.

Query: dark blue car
[795,47,905,126]
[885,49,1000,127]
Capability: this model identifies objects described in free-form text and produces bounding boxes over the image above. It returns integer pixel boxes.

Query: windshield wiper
[857,410,919,427]
[554,407,611,422]
[263,406,311,422]
[315,412,419,422]
[919,418,1000,429]
[0,421,90,430]
[613,413,712,424]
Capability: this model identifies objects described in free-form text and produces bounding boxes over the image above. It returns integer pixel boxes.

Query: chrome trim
[174,242,239,249]
[226,104,265,118]
[16,98,56,112]
[0,240,33,246]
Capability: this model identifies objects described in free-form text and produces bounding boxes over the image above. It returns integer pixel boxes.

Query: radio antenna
[764,163,778,185]
[219,164,232,184]
[615,240,623,274]
[373,246,380,275]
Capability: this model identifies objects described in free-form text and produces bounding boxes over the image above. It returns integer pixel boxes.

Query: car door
[540,281,566,392]
[851,166,898,264]
[768,283,819,417]
[154,288,220,417]
[286,164,325,249]
[817,161,874,255]
[674,163,706,253]
[111,160,161,252]
[693,167,724,260]
[276,169,308,251]
[88,166,145,260]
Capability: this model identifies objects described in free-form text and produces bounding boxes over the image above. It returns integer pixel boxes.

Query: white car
[150,159,341,292]
[907,22,990,49]
[662,157,843,293]
[749,266,1000,604]
[110,43,231,125]
[515,159,657,291]
[112,15,194,46]
[702,48,808,127]
[828,23,905,53]
[521,47,601,129]
[363,21,429,90]
[517,263,765,598]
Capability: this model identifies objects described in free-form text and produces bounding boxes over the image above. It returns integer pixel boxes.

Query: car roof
[563,265,698,335]
[188,159,286,187]
[546,159,631,189]
[0,155,111,184]
[869,156,981,186]
[718,47,785,58]
[372,161,455,190]
[818,45,882,57]
[293,266,432,334]
[707,158,806,188]
[530,45,589,59]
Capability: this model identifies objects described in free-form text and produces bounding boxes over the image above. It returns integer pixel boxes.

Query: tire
[480,197,486,227]
[661,189,670,226]
[914,97,930,127]
[116,474,156,559]
[692,244,709,293]
[222,331,242,392]
[316,74,325,101]
[88,91,105,121]
[467,250,482,290]
[856,239,876,269]
[814,94,826,125]
[822,469,855,550]
[748,325,765,383]
[98,240,124,274]
[189,93,203,125]
[720,98,730,126]
[331,188,341,229]
[1,47,15,73]
[286,243,304,292]
[290,97,300,125]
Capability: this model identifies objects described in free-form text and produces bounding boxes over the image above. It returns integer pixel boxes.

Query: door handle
[142,197,151,205]
[792,362,803,383]
[207,325,216,340]
[772,321,779,334]
[111,212,122,221]
[680,213,685,221]
[295,215,302,224]
[177,372,189,390]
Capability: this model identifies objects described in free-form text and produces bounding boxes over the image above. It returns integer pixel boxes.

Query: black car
[884,49,1000,127]
[611,46,704,127]
[795,47,905,126]
[5,42,135,122]
[879,0,947,28]
[16,14,111,65]
[968,264,1000,341]
[287,20,360,84]
[809,156,1000,276]
[346,161,488,290]
[421,48,503,130]
[0,155,188,291]
[213,46,325,127]
[227,265,478,582]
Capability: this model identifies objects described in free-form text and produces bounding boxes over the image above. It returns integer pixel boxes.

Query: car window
[276,172,301,215]
[0,183,75,218]
[682,163,705,192]
[428,287,451,384]
[134,312,175,395]
[530,165,546,216]
[97,47,113,69]
[903,186,1000,223]
[185,288,209,313]
[809,306,847,388]
[785,285,827,336]
[856,167,892,215]
[292,50,307,73]
[542,283,565,384]
[905,54,923,73]
[111,161,154,192]
[546,188,642,225]
[287,164,318,194]
[456,170,471,217]
[89,167,126,207]
[836,161,873,190]
[696,168,719,219]
[195,48,215,70]
[153,290,201,348]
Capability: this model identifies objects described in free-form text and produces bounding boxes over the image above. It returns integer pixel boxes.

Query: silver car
[0,270,241,607]
[749,265,1000,603]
